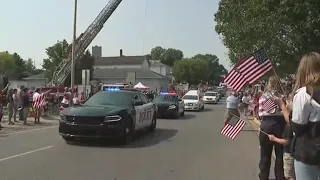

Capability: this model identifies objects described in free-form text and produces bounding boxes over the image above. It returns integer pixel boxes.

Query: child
[268,124,295,180]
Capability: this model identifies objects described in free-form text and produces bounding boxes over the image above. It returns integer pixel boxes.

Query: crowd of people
[0,86,89,128]
[225,52,320,180]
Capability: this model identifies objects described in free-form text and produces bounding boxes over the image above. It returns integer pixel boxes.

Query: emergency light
[160,92,176,95]
[104,88,120,91]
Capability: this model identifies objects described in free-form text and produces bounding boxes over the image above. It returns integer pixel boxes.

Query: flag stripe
[33,94,45,109]
[262,98,278,113]
[223,68,247,92]
[237,49,273,84]
[221,119,246,139]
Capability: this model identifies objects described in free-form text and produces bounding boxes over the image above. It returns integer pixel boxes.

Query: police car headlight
[104,115,121,122]
[168,105,176,109]
[195,102,199,105]
[60,115,67,122]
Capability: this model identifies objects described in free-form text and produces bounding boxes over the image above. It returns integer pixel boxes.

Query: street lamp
[71,0,78,93]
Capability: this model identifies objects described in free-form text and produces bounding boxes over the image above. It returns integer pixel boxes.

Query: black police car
[59,88,157,144]
[152,92,185,119]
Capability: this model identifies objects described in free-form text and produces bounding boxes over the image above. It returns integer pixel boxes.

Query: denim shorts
[295,160,320,180]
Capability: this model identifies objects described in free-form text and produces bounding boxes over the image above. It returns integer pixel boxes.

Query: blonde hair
[266,76,280,92]
[291,52,320,97]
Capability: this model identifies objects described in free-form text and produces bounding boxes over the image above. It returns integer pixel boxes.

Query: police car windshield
[153,95,178,102]
[205,92,217,96]
[183,95,198,100]
[85,91,134,106]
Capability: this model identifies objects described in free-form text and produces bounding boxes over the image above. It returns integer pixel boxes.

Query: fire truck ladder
[51,0,123,85]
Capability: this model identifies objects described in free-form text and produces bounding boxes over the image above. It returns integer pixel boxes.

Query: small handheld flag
[263,98,278,113]
[221,116,246,139]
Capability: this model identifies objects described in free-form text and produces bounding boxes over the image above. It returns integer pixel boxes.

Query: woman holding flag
[258,76,286,180]
[33,88,51,124]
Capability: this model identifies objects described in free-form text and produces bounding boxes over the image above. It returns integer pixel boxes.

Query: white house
[23,73,49,88]
[149,60,172,76]
[91,46,170,91]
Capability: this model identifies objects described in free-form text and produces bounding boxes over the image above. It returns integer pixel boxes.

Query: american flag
[237,49,273,84]
[263,98,278,113]
[33,94,46,109]
[221,116,246,139]
[223,67,247,92]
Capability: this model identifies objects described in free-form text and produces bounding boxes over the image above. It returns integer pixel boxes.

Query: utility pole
[71,0,78,93]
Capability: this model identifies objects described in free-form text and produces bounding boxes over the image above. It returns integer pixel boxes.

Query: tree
[150,46,183,66]
[64,50,95,85]
[214,0,320,75]
[43,39,95,85]
[0,52,16,76]
[12,53,43,79]
[12,53,26,79]
[172,58,209,85]
[191,54,227,85]
[42,39,69,79]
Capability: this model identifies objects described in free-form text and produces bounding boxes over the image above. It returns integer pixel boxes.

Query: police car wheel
[148,114,156,132]
[119,117,135,145]
[63,136,74,142]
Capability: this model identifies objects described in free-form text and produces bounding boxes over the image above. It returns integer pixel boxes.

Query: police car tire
[119,117,135,145]
[148,114,157,132]
[63,136,74,142]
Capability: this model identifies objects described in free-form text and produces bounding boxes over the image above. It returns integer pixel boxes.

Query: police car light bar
[104,88,120,91]
[160,92,176,95]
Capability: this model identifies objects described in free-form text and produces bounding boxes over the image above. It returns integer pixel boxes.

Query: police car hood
[62,105,127,116]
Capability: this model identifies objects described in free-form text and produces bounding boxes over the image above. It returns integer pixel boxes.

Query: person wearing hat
[224,91,240,125]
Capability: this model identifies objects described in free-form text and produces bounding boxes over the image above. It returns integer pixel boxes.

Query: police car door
[133,94,145,130]
[139,93,154,128]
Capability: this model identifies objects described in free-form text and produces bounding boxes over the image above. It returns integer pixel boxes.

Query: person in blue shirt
[224,91,240,125]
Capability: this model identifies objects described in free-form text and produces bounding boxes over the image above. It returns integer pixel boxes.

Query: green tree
[42,39,69,79]
[191,54,227,85]
[150,46,183,66]
[43,39,95,85]
[0,52,16,76]
[64,50,95,85]
[12,53,26,79]
[214,0,320,75]
[172,58,209,85]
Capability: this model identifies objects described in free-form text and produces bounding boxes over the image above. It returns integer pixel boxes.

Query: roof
[94,68,170,79]
[149,60,169,67]
[94,56,149,66]
[23,73,47,80]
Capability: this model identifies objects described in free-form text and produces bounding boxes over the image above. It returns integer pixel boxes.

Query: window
[139,94,150,104]
[182,95,198,100]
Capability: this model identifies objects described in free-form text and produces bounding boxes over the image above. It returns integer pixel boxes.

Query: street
[0,98,265,180]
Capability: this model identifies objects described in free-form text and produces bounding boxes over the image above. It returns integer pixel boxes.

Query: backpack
[291,86,320,165]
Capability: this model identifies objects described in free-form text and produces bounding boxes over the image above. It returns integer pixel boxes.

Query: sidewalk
[0,115,60,135]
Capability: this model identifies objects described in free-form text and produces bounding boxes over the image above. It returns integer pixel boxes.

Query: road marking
[3,126,58,136]
[0,146,53,162]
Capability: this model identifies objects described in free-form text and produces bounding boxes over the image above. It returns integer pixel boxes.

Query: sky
[0,0,230,70]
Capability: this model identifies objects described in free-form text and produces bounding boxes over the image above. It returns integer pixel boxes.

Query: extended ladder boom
[51,0,123,85]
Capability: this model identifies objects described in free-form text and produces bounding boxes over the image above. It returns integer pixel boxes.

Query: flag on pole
[237,49,273,84]
[223,67,247,92]
[33,94,46,109]
[221,116,246,139]
[262,98,278,113]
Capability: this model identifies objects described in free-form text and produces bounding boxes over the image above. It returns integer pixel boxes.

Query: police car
[59,88,157,145]
[152,92,185,119]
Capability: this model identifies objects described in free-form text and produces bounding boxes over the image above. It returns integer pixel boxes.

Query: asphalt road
[0,97,268,180]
